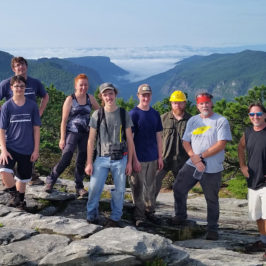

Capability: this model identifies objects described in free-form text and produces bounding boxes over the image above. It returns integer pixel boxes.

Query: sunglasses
[248,112,263,117]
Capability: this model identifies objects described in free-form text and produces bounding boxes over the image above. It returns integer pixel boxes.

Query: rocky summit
[0,177,265,266]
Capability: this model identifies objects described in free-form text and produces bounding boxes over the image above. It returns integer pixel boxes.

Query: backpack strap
[96,107,104,156]
[87,94,92,108]
[120,107,127,142]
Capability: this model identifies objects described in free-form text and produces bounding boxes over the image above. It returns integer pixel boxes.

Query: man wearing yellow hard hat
[155,90,191,199]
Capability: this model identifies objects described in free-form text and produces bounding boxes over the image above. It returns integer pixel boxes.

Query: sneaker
[44,183,54,193]
[28,177,44,186]
[76,188,88,198]
[245,240,266,253]
[104,219,120,228]
[206,231,219,240]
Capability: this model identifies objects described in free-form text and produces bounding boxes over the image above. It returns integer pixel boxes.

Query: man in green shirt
[155,91,191,199]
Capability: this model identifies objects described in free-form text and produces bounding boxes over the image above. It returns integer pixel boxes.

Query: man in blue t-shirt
[0,75,41,209]
[129,83,163,227]
[0,56,49,185]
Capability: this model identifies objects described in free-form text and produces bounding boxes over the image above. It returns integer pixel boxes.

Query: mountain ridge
[1,49,266,103]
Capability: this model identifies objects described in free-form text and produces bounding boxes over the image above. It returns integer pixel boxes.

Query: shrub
[227,173,248,199]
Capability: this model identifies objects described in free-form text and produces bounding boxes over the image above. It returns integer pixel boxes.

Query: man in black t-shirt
[238,102,266,261]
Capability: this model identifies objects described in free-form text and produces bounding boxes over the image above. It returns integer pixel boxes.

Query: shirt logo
[192,126,211,135]
[10,114,31,123]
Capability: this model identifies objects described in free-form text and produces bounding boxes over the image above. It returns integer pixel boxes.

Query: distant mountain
[0,51,128,95]
[27,58,102,94]
[65,56,129,86]
[120,50,266,103]
[1,49,266,103]
[0,51,13,80]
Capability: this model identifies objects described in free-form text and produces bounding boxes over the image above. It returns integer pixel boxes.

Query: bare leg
[1,172,15,188]
[16,180,26,193]
[257,219,266,235]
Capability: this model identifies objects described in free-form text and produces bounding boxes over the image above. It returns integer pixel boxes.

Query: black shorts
[0,149,32,182]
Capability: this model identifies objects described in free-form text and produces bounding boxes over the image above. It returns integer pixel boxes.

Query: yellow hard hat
[169,90,186,102]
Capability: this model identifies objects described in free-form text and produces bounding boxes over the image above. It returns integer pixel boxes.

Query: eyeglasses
[249,112,263,117]
[13,85,25,88]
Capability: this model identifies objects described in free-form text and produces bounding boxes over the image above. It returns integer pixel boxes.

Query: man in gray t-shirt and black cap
[173,92,232,240]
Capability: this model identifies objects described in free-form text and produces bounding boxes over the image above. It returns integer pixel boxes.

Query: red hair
[74,74,89,86]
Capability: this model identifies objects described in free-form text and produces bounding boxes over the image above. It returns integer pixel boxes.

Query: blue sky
[1,0,266,79]
[1,0,266,49]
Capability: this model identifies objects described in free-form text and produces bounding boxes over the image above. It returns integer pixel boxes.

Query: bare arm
[85,127,97,176]
[125,127,134,175]
[238,134,249,177]
[39,93,49,117]
[89,94,100,110]
[131,133,141,173]
[31,126,40,162]
[156,131,164,170]
[59,96,72,150]
[183,140,228,172]
[0,129,12,164]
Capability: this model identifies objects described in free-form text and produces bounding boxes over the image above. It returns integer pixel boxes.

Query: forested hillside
[121,50,266,103]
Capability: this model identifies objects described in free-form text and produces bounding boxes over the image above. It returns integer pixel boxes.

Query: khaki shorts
[248,187,266,221]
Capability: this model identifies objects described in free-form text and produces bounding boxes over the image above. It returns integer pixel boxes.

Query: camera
[109,143,125,160]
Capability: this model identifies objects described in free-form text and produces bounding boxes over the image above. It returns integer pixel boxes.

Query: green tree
[36,84,66,174]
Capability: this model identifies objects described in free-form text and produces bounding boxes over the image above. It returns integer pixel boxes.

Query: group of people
[0,56,265,260]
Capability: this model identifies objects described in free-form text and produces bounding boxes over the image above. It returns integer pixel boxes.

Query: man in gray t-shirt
[173,92,232,240]
[85,83,134,227]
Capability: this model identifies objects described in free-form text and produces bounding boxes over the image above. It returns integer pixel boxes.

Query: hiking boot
[104,219,120,228]
[76,188,88,198]
[86,219,99,225]
[262,249,266,261]
[135,219,147,227]
[28,177,44,186]
[44,183,54,193]
[17,201,27,211]
[171,216,187,226]
[7,191,21,207]
[245,240,266,253]
[146,213,161,225]
[206,230,219,240]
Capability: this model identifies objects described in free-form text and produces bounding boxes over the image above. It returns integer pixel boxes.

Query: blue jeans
[87,155,127,222]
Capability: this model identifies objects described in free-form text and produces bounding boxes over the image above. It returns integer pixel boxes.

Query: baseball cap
[137,84,152,94]
[99,82,117,93]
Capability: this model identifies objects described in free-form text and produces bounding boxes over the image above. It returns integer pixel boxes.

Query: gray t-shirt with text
[182,113,232,173]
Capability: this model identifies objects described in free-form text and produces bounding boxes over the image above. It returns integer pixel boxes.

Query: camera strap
[95,107,127,156]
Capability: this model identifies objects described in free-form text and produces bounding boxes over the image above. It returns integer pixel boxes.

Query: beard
[173,108,185,116]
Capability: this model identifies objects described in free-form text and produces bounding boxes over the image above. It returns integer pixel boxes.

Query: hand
[191,154,201,165]
[0,150,12,165]
[59,139,65,150]
[133,159,141,173]
[195,161,205,172]
[240,166,249,178]
[157,157,164,171]
[30,150,39,162]
[85,163,93,176]
[125,162,132,176]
